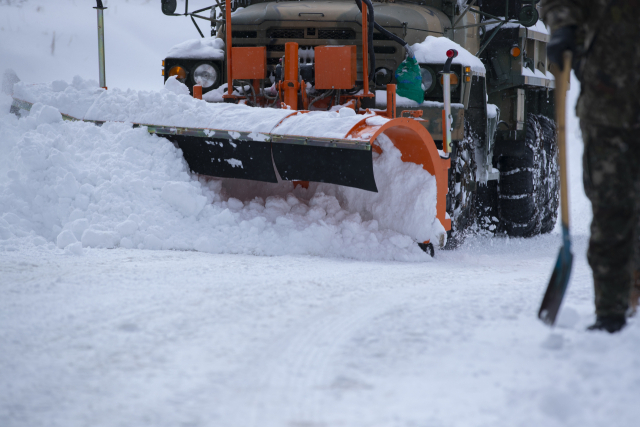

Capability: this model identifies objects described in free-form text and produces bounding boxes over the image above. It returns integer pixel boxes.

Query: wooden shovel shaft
[553,52,572,229]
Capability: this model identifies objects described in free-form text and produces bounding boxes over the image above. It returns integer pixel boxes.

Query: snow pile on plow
[1,79,441,261]
[12,77,370,138]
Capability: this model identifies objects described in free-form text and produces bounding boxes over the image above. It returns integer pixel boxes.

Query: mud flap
[167,135,278,183]
[272,138,378,192]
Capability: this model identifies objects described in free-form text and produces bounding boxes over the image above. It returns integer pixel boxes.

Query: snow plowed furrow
[223,290,409,427]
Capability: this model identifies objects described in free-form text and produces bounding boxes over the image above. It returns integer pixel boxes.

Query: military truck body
[160,0,560,243]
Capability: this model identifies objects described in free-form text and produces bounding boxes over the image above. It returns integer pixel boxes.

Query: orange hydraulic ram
[283,42,300,109]
[225,0,233,99]
[362,4,369,97]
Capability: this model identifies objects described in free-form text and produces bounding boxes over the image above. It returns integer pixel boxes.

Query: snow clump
[165,37,225,60]
[163,75,191,96]
[411,36,486,73]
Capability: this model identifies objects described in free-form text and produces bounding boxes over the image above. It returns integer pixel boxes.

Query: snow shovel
[538,51,573,326]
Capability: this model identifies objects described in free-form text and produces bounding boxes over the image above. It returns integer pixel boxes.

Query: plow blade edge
[167,135,278,183]
[272,137,377,192]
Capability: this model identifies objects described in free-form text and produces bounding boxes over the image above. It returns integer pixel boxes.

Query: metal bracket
[451,0,477,29]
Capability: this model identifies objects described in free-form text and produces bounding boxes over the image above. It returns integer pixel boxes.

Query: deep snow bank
[1,89,441,261]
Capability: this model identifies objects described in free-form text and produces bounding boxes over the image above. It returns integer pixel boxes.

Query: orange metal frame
[346,118,451,232]
[362,5,369,96]
[283,42,300,109]
[351,5,375,104]
[193,84,202,100]
[218,0,451,233]
[224,0,233,99]
[232,46,267,80]
[314,45,357,90]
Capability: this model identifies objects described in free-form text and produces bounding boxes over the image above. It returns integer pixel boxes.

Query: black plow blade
[166,132,379,193]
[272,139,378,192]
[169,135,278,183]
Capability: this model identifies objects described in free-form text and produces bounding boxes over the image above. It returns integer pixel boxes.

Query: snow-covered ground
[3,236,639,427]
[1,1,638,427]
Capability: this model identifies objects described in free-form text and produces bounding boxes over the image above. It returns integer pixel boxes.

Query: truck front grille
[266,28,356,40]
[232,24,402,80]
[268,29,305,39]
[317,29,355,39]
[373,46,396,54]
[232,31,257,38]
[373,32,393,40]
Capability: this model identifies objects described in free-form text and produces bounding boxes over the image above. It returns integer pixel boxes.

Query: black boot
[587,315,626,333]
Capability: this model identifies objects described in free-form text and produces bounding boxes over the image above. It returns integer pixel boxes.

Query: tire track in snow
[222,289,414,427]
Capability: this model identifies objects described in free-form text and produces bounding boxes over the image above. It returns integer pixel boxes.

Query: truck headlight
[420,66,436,93]
[193,63,218,88]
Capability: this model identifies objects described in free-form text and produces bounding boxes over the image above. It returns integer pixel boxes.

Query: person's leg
[630,263,640,316]
[630,142,640,316]
[581,124,635,331]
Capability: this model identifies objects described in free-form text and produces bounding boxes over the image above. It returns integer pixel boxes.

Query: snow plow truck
[157,0,559,251]
[9,0,560,254]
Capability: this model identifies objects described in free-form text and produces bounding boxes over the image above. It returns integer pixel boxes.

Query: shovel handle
[550,52,572,229]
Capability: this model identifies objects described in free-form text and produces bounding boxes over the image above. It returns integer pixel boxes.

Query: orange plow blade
[347,116,452,236]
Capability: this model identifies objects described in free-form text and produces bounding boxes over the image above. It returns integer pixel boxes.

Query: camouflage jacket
[541,0,640,128]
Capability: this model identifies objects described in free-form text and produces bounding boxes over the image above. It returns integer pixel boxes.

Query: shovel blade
[539,242,574,325]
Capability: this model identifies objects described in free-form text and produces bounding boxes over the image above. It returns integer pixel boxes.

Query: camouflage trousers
[581,123,640,316]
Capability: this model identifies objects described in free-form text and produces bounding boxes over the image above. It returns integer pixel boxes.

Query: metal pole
[443,73,452,153]
[451,0,477,29]
[94,1,107,89]
[475,20,505,57]
[441,49,458,154]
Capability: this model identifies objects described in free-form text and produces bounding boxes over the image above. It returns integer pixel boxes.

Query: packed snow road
[2,236,639,427]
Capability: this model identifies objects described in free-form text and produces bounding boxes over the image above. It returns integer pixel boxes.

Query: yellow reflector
[162,60,165,67]
[168,66,187,81]
[162,70,165,76]
[465,75,471,82]
[464,66,470,73]
[510,46,521,57]
[439,73,459,86]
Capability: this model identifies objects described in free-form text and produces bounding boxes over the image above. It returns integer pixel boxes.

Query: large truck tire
[496,114,559,237]
[497,114,555,237]
[537,115,560,234]
[475,180,500,234]
[445,122,478,248]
